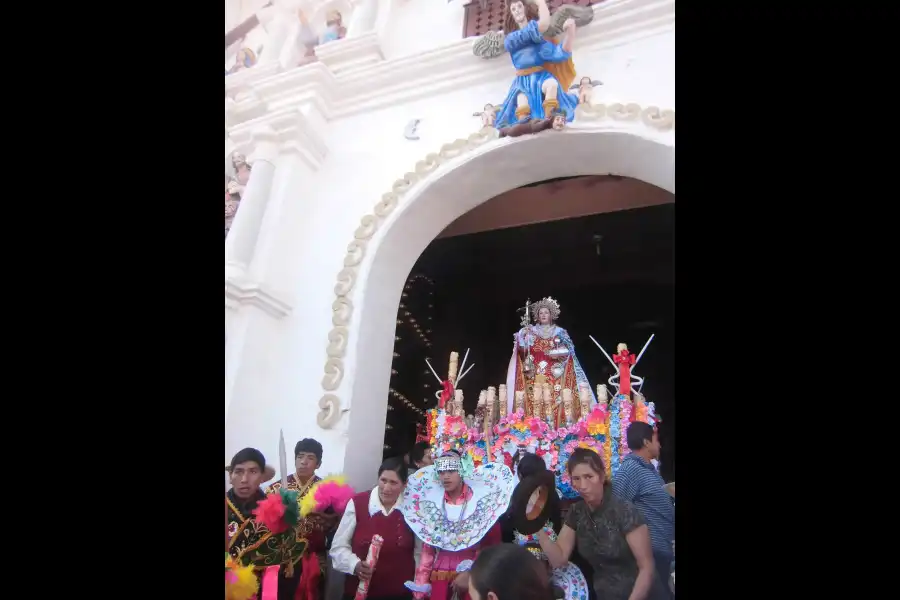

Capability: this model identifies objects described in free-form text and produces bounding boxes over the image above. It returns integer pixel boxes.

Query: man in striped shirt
[612,422,675,599]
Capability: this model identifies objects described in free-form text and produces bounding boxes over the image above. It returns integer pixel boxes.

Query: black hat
[509,470,558,536]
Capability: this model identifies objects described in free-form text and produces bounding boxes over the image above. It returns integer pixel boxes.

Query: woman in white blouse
[330,457,421,600]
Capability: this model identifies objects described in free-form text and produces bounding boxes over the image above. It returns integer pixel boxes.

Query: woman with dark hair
[503,453,589,600]
[502,453,561,544]
[330,457,418,600]
[536,448,657,600]
[468,543,555,600]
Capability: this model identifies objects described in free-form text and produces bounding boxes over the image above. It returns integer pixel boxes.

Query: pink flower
[557,427,568,438]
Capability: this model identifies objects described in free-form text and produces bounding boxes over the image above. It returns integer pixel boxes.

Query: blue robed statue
[472,1,595,129]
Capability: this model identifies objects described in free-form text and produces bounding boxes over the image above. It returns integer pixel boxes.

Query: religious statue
[228,152,252,197]
[569,76,602,105]
[225,47,258,75]
[613,343,637,396]
[320,10,347,44]
[473,103,500,128]
[472,1,594,131]
[505,297,594,427]
[225,174,240,239]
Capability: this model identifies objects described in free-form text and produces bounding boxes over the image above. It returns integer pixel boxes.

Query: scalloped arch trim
[316,103,675,428]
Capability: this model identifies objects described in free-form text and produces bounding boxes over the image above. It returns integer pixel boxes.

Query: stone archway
[318,114,675,486]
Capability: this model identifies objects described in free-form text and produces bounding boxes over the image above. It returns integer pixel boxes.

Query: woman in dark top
[536,448,656,600]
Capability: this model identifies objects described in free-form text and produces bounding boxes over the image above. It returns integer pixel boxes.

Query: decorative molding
[315,110,674,429]
[314,31,385,75]
[228,109,329,171]
[225,275,294,318]
[224,0,674,130]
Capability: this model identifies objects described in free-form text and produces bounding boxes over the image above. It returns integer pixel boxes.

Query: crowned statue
[506,297,595,427]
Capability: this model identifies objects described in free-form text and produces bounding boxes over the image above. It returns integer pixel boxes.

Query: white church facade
[224,0,675,488]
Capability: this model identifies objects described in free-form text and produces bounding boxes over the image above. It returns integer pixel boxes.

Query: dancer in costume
[266,438,337,600]
[402,451,515,600]
[226,448,310,599]
[504,454,590,600]
[506,297,595,427]
[331,457,420,600]
[226,448,272,563]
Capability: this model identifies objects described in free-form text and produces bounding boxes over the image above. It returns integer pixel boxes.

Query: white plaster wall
[378,0,468,61]
[225,0,675,489]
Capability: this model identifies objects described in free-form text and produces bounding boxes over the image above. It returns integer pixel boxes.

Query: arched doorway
[320,128,675,486]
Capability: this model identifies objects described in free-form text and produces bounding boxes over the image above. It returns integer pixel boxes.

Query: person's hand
[563,18,576,32]
[452,572,470,591]
[354,560,374,581]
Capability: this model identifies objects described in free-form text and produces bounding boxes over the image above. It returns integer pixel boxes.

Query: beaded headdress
[530,296,561,322]
[435,453,462,472]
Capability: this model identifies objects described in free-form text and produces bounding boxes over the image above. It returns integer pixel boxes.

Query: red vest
[343,491,416,599]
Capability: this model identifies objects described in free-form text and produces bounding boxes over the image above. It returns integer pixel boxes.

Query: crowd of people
[226,422,674,600]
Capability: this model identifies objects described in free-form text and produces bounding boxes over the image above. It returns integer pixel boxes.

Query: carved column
[225,129,280,279]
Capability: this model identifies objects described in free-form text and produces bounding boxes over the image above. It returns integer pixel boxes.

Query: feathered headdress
[530,296,561,322]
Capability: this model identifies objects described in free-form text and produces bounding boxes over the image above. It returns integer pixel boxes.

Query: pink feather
[312,480,355,513]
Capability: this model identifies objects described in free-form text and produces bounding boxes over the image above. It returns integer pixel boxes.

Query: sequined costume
[402,455,515,600]
[506,323,595,426]
[413,485,502,600]
[265,474,330,600]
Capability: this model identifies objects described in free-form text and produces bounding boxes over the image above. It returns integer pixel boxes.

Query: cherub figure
[225,47,258,75]
[473,103,500,128]
[569,76,602,105]
[472,1,595,128]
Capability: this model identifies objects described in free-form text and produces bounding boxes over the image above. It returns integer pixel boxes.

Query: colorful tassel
[253,493,289,534]
[299,474,355,517]
[225,555,259,600]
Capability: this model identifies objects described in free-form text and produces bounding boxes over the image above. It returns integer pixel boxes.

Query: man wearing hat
[403,451,515,600]
[265,438,338,600]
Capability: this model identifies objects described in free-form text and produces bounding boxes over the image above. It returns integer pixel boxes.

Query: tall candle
[562,388,574,425]
[514,390,525,414]
[448,351,459,386]
[486,386,496,420]
[354,534,384,600]
[498,384,508,417]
